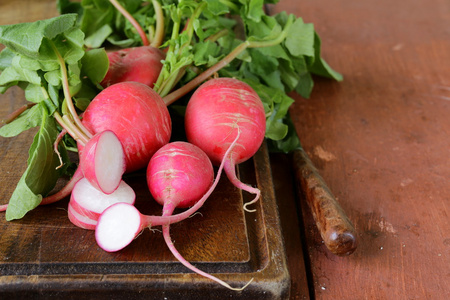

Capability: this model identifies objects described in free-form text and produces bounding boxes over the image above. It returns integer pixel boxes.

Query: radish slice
[68,202,97,230]
[70,178,135,221]
[80,130,126,194]
[95,202,142,252]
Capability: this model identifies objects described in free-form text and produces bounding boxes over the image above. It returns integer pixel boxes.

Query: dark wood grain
[273,0,450,299]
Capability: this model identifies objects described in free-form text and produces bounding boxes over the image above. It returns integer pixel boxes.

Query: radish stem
[54,129,67,169]
[50,41,93,139]
[1,103,36,125]
[162,16,294,105]
[0,168,83,212]
[109,0,150,46]
[150,0,164,48]
[162,207,253,291]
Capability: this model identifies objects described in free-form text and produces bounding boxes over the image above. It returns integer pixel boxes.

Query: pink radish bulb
[185,77,266,211]
[68,203,97,230]
[101,46,165,88]
[95,133,242,253]
[70,178,135,221]
[80,130,125,194]
[81,82,172,173]
[147,142,214,210]
[147,141,252,290]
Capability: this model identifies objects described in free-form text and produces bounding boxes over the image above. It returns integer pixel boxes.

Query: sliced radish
[80,130,126,194]
[70,178,135,221]
[95,202,142,252]
[68,202,97,230]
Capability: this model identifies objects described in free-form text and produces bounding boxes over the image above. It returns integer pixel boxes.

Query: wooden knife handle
[292,147,357,256]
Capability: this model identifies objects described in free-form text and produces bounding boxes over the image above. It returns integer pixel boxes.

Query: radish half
[80,130,126,194]
[95,202,143,252]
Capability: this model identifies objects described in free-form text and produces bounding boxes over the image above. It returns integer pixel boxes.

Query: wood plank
[273,0,450,298]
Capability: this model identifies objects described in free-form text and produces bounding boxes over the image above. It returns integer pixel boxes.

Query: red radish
[0,168,83,212]
[100,46,165,88]
[68,203,97,230]
[147,142,213,209]
[70,178,135,221]
[148,141,251,290]
[185,77,266,211]
[95,132,241,252]
[80,130,125,194]
[81,81,172,173]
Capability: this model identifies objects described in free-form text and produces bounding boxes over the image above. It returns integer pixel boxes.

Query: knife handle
[292,148,357,256]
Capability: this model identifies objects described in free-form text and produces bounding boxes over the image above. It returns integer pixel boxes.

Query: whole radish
[147,142,213,210]
[81,81,172,173]
[185,77,266,211]
[101,46,165,88]
[80,130,125,194]
[148,141,251,290]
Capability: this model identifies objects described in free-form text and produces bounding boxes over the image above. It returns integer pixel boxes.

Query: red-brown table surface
[272,0,449,299]
[1,0,449,299]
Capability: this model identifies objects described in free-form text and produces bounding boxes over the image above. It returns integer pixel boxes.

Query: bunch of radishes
[66,76,265,290]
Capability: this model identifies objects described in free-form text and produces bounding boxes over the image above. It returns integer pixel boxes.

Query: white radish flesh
[70,178,135,221]
[80,130,126,194]
[95,202,142,252]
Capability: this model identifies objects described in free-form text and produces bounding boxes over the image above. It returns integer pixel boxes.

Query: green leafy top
[0,14,109,220]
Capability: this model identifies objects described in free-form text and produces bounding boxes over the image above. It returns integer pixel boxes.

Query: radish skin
[81,82,172,173]
[70,178,135,221]
[147,142,214,209]
[68,203,97,230]
[185,78,266,212]
[101,46,165,88]
[80,130,126,194]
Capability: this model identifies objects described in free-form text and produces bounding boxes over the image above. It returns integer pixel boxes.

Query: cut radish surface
[95,202,142,252]
[80,130,126,194]
[68,202,97,230]
[70,178,135,221]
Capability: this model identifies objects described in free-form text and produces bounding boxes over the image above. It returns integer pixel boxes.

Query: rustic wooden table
[271,0,450,299]
[1,0,449,299]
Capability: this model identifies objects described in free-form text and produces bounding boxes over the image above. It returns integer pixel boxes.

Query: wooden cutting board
[0,89,290,299]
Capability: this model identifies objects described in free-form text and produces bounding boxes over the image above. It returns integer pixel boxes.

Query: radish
[184,78,266,211]
[68,202,97,230]
[148,141,252,290]
[70,178,135,221]
[95,132,240,251]
[147,142,214,209]
[100,46,165,88]
[80,130,125,194]
[81,81,172,173]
